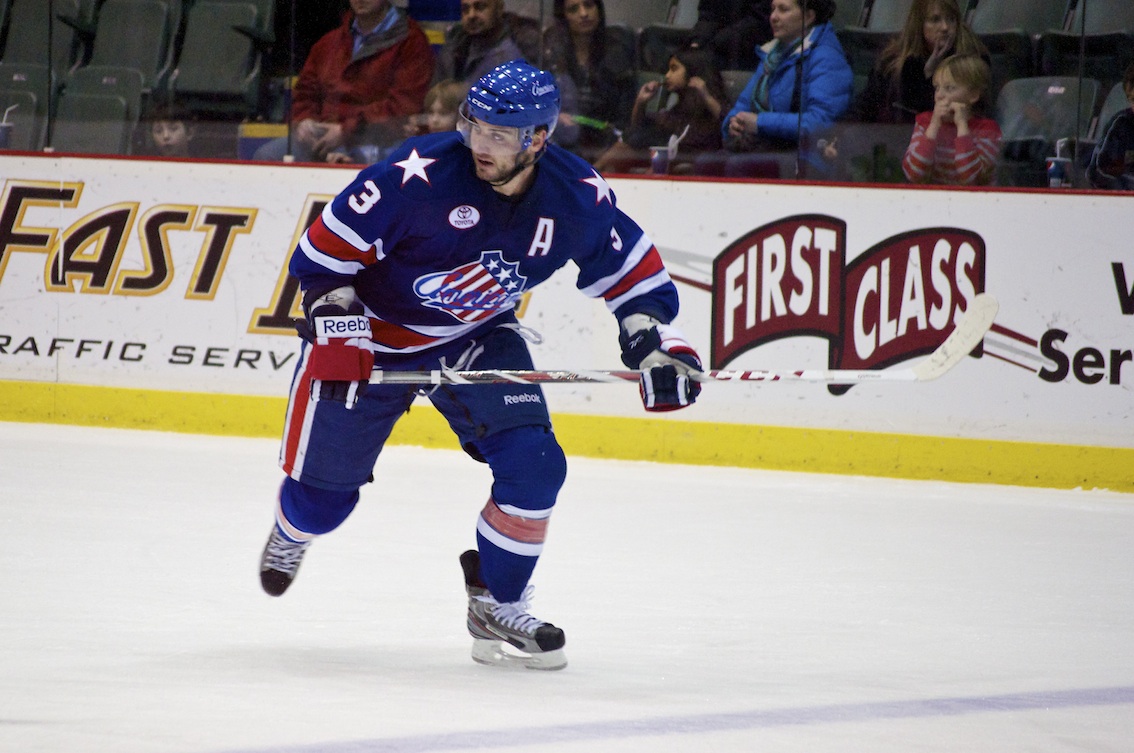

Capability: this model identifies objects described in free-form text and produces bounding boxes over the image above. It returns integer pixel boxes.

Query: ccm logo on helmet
[531,84,555,97]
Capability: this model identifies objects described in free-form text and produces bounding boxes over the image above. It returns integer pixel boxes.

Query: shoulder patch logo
[448,204,481,230]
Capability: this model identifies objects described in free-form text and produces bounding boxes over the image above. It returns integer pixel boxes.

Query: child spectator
[1086,63,1134,191]
[144,104,197,158]
[902,54,1001,185]
[593,48,726,173]
[333,79,465,164]
[402,79,466,139]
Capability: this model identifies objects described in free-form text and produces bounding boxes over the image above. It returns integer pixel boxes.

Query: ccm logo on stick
[315,315,371,337]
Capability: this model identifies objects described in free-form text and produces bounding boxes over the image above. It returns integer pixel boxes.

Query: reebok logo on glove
[315,315,371,338]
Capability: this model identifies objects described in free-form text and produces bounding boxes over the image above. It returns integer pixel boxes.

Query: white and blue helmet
[460,60,560,151]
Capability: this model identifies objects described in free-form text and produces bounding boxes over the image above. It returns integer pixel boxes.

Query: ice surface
[1,422,1131,753]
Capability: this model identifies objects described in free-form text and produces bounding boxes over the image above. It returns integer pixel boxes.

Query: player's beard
[474,150,534,188]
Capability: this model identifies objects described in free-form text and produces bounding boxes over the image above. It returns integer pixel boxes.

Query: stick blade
[911,293,999,381]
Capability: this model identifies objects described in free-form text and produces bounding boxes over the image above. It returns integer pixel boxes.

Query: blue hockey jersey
[289,131,680,357]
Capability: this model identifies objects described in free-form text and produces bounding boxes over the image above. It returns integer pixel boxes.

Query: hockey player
[260,60,702,670]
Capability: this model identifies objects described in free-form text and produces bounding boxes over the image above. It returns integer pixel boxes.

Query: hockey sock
[471,427,566,602]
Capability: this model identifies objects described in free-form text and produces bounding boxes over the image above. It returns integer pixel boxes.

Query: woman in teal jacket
[722,0,852,152]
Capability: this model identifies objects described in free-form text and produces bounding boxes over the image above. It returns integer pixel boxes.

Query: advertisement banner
[0,154,1130,451]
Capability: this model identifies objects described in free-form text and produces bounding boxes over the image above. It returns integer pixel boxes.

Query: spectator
[336,79,465,164]
[854,0,988,124]
[402,78,466,140]
[434,0,542,86]
[593,48,727,173]
[689,0,773,72]
[541,0,637,159]
[422,79,466,134]
[722,0,853,156]
[254,0,433,163]
[144,104,197,158]
[1086,64,1134,191]
[901,55,1000,185]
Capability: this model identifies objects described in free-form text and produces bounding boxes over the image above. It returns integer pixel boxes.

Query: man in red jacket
[255,0,434,163]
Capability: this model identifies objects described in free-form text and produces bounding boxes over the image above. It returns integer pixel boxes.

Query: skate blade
[470,639,567,671]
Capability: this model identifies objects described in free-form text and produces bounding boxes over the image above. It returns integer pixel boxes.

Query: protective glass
[458,103,527,156]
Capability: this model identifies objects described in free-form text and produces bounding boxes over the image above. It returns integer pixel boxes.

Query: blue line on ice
[217,684,1134,753]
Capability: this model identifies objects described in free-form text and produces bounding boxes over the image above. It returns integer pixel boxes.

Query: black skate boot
[459,549,567,670]
[260,526,311,596]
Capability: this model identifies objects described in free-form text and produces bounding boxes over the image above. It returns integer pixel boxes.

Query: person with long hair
[542,0,636,158]
[854,0,988,124]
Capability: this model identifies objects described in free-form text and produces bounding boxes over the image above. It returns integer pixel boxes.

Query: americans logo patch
[413,250,528,323]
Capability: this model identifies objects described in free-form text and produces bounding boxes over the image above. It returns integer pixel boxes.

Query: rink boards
[0,152,1130,491]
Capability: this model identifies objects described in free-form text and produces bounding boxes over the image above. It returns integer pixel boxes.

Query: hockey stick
[369,293,999,386]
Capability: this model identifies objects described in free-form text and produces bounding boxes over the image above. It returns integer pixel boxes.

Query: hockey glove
[295,286,374,408]
[618,314,702,412]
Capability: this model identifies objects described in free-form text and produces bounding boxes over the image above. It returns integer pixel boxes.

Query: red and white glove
[296,286,374,408]
[618,314,702,412]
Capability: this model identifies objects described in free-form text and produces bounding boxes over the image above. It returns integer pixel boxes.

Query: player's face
[472,147,528,184]
[463,115,547,186]
[468,123,527,181]
[463,114,526,156]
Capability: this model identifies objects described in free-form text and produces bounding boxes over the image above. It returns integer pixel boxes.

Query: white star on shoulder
[394,149,437,186]
[580,169,613,206]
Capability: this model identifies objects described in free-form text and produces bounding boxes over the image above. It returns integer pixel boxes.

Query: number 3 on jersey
[348,180,382,214]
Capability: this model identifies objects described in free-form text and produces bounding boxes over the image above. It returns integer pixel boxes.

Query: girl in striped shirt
[902,55,1001,185]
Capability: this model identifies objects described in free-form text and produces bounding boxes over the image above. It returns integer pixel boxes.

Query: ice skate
[459,549,567,670]
[259,526,311,596]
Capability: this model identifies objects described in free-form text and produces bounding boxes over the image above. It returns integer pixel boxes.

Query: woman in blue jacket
[722,0,852,153]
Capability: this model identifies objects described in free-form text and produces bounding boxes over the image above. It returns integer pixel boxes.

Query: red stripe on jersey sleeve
[306,216,378,265]
[602,247,666,302]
